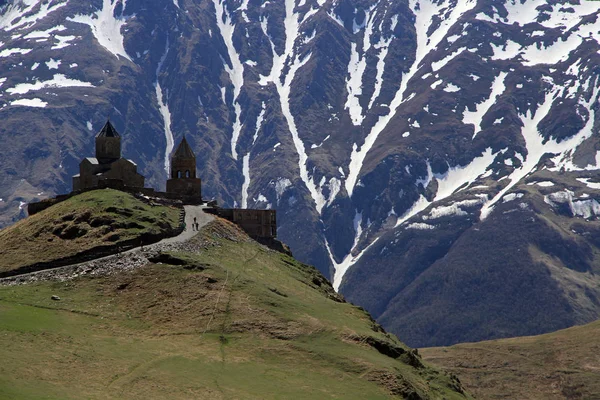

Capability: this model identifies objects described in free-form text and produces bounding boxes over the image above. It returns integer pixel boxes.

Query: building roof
[96,119,120,138]
[173,136,195,159]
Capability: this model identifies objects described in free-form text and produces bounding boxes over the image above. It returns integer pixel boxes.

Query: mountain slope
[343,170,600,346]
[0,200,470,399]
[2,0,600,346]
[421,319,600,400]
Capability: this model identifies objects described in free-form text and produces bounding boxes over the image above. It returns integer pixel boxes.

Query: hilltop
[421,320,600,400]
[0,190,469,399]
[0,189,180,276]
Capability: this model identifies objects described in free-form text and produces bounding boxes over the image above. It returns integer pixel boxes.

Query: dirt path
[162,205,214,243]
[0,205,214,285]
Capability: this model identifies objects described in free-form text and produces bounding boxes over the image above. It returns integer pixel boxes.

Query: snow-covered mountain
[2,0,600,346]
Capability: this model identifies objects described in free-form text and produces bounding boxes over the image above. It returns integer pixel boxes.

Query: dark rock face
[2,0,600,346]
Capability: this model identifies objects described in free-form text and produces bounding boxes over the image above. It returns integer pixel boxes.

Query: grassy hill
[0,197,470,399]
[0,189,180,274]
[421,320,600,399]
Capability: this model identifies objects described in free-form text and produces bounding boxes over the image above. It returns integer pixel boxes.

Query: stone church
[60,119,276,239]
[72,120,145,191]
[71,120,202,203]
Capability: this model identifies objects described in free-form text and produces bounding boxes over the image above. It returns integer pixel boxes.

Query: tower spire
[95,119,121,161]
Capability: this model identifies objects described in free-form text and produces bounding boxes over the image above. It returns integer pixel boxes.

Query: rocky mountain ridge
[2,0,600,346]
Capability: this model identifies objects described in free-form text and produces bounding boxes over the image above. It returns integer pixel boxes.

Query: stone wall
[206,208,277,238]
[166,177,202,198]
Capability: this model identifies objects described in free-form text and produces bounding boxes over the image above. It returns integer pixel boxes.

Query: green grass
[0,219,470,399]
[0,189,180,273]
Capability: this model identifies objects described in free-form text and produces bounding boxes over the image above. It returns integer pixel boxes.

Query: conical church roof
[173,136,195,159]
[96,119,120,138]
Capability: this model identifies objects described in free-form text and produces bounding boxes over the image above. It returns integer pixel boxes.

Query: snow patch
[274,178,292,204]
[407,222,435,230]
[6,74,94,95]
[241,154,251,208]
[51,35,76,50]
[45,58,60,70]
[424,197,486,220]
[502,192,524,203]
[443,83,461,92]
[345,6,378,126]
[545,190,600,219]
[0,48,32,57]
[434,147,497,201]
[10,98,47,108]
[23,25,66,40]
[68,0,132,61]
[528,181,555,187]
[577,178,600,190]
[212,0,245,159]
[368,35,393,109]
[154,37,174,174]
[431,47,465,72]
[463,72,507,139]
[241,103,267,208]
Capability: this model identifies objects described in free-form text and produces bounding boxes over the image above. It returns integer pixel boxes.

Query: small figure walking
[193,217,197,231]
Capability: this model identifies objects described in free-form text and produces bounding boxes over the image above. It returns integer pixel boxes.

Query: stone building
[208,208,277,238]
[166,137,202,201]
[72,120,144,191]
[65,123,276,238]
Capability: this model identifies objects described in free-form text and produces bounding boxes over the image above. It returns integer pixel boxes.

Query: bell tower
[166,136,202,201]
[95,119,121,163]
[170,136,196,179]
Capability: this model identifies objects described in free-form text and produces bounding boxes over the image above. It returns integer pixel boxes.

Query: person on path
[193,217,197,231]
